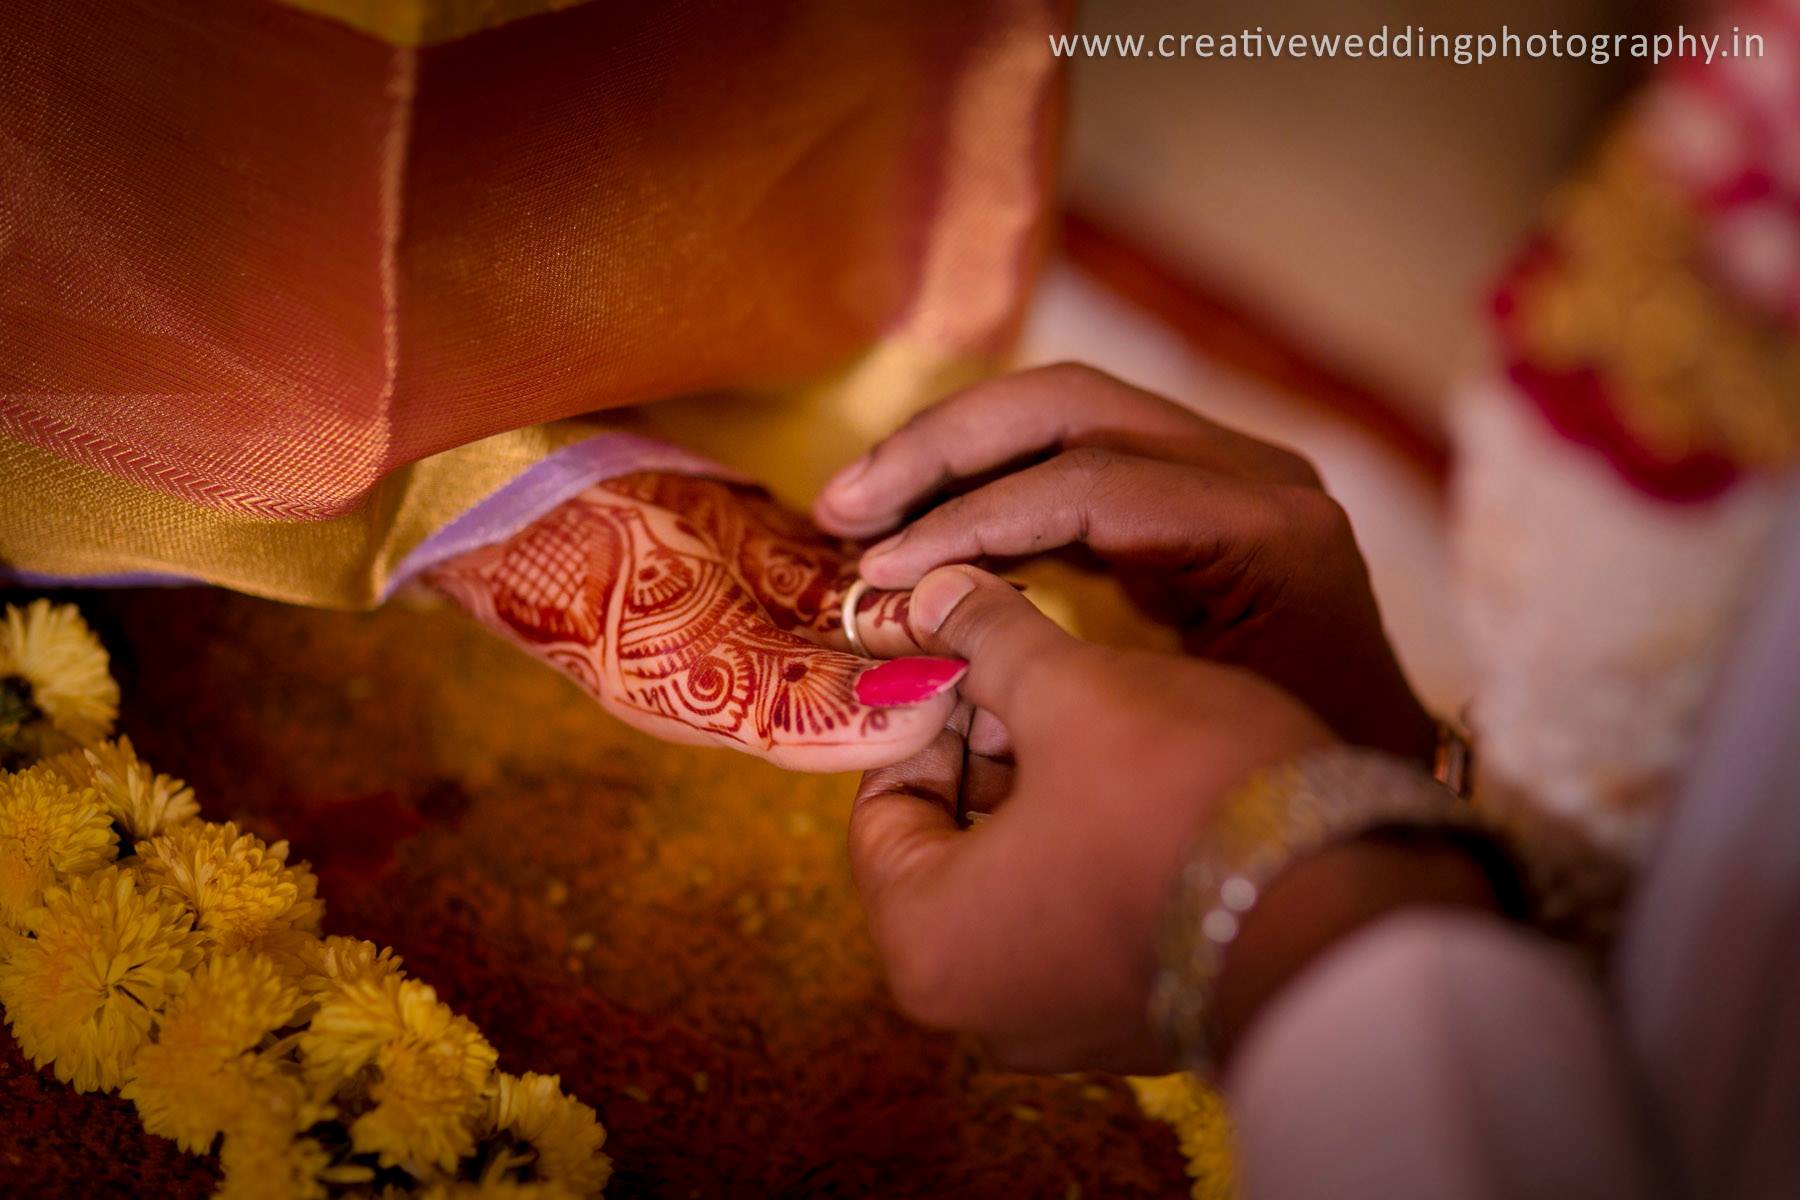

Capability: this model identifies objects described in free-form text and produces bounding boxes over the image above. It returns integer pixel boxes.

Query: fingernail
[910,567,978,634]
[860,530,906,563]
[822,455,874,506]
[854,656,968,707]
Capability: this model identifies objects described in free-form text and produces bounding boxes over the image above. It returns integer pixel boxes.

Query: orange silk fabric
[1,0,1064,521]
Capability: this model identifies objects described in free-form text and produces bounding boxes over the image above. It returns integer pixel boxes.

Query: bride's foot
[426,473,958,772]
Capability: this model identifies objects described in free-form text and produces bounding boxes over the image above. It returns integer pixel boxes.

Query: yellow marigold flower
[123,952,307,1151]
[0,600,118,761]
[127,1031,301,1154]
[134,821,324,956]
[301,975,497,1173]
[360,1014,497,1172]
[1129,1074,1237,1200]
[0,765,117,929]
[298,934,404,999]
[47,736,199,840]
[218,1119,354,1200]
[489,1072,612,1196]
[167,949,304,1054]
[298,974,422,1090]
[0,866,201,1092]
[235,922,330,990]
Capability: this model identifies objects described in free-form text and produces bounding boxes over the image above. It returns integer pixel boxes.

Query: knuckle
[921,488,978,532]
[1031,362,1136,429]
[1054,447,1127,539]
[894,397,944,437]
[995,638,1093,726]
[882,938,965,1028]
[1055,444,1117,488]
[847,776,899,828]
[1266,445,1325,488]
[938,589,1008,654]
[1281,484,1353,542]
[1000,646,1065,706]
[1034,360,1110,390]
[1254,487,1359,580]
[886,408,954,465]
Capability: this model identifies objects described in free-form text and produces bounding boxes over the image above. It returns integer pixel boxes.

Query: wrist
[1207,830,1506,1069]
[1151,746,1516,1078]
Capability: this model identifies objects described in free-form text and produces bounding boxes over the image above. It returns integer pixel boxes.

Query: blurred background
[1020,0,1680,713]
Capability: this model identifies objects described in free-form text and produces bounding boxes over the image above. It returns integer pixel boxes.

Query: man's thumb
[907,565,1083,725]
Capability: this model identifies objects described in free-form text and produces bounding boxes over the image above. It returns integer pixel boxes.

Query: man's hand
[427,472,955,772]
[848,565,1335,1074]
[814,363,1435,762]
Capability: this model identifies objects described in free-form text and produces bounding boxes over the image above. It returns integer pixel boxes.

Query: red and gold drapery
[0,0,1067,605]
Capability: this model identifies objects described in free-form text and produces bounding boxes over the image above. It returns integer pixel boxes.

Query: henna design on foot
[425,474,944,765]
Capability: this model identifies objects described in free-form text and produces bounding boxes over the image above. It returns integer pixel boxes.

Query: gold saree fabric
[0,0,1064,604]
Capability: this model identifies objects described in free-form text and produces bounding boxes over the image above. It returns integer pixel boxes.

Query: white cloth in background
[1228,915,1666,1200]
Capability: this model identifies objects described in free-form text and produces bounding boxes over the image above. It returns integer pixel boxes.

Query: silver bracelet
[1150,746,1487,1077]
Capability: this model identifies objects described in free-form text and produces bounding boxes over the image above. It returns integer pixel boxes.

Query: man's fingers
[858,451,1290,593]
[906,564,1087,738]
[851,451,1209,587]
[960,750,1017,817]
[966,707,1014,761]
[813,364,1220,538]
[847,726,966,959]
[814,363,1322,539]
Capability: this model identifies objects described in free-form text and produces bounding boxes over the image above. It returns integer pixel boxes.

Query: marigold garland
[0,598,120,762]
[1128,1074,1237,1200]
[0,602,611,1197]
[487,1072,614,1196]
[123,952,309,1152]
[0,763,118,929]
[303,975,500,1174]
[0,865,204,1092]
[48,735,201,840]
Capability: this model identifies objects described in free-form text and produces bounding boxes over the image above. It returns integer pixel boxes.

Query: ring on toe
[841,577,874,658]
